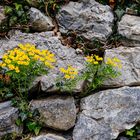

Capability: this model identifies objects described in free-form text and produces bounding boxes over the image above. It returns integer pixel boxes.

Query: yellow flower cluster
[19,43,56,68]
[106,57,122,69]
[0,43,56,73]
[59,65,78,79]
[85,55,103,64]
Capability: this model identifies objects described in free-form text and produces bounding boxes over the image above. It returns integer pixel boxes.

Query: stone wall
[0,0,140,139]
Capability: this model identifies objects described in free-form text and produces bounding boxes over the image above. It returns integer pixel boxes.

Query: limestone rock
[0,31,85,93]
[30,133,66,140]
[104,46,140,87]
[118,14,140,43]
[56,0,114,41]
[73,86,140,140]
[0,40,19,59]
[29,8,54,32]
[30,96,76,131]
[0,101,22,138]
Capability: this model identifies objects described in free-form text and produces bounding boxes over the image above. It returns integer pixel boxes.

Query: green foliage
[0,87,13,101]
[0,43,56,99]
[82,57,120,94]
[0,0,30,32]
[1,132,20,140]
[26,121,41,135]
[0,43,56,136]
[12,99,42,136]
[126,129,135,137]
[56,65,80,93]
[117,123,140,140]
[56,55,121,95]
[56,75,82,93]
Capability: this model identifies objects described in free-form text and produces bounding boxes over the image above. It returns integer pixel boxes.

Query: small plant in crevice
[82,55,122,94]
[56,65,80,93]
[0,43,56,135]
[56,54,122,95]
[0,43,56,99]
[12,99,42,136]
[116,123,140,140]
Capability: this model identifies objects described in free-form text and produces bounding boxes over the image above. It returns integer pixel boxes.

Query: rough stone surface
[0,31,85,93]
[118,14,140,43]
[30,133,66,140]
[0,6,6,25]
[0,40,19,59]
[30,96,76,131]
[29,8,54,32]
[0,101,22,138]
[73,86,140,140]
[56,0,114,41]
[103,46,140,87]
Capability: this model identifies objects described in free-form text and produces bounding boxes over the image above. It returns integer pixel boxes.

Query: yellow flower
[60,68,67,73]
[40,57,45,61]
[106,57,122,69]
[15,67,20,73]
[113,57,121,63]
[8,64,15,70]
[86,55,103,64]
[17,61,23,65]
[1,43,56,74]
[1,63,6,67]
[70,76,75,79]
[29,52,35,56]
[94,55,103,61]
[0,62,2,67]
[41,50,48,56]
[23,62,29,66]
[3,54,8,59]
[45,56,56,62]
[4,59,11,64]
[9,55,16,61]
[33,55,40,60]
[45,61,53,68]
[60,66,78,80]
[34,49,41,54]
[64,75,71,79]
[93,61,99,65]
[18,44,27,51]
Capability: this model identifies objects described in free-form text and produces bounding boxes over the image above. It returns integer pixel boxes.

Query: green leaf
[27,121,37,131]
[126,129,135,137]
[115,8,125,21]
[9,16,17,26]
[34,126,41,135]
[4,6,13,15]
[19,112,27,121]
[16,118,22,126]
[14,3,22,11]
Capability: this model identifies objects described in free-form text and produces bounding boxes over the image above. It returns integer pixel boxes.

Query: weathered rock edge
[30,96,77,131]
[73,86,140,140]
[57,0,114,41]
